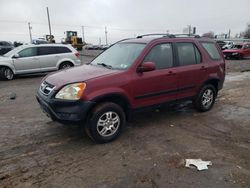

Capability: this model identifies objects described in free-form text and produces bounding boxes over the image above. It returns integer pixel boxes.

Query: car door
[174,42,208,99]
[132,43,179,108]
[243,44,250,57]
[13,47,40,74]
[38,46,59,71]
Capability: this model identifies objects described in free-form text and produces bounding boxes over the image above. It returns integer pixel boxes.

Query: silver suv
[0,44,81,80]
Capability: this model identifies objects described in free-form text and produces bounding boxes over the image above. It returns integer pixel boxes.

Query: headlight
[55,83,86,100]
[232,52,238,55]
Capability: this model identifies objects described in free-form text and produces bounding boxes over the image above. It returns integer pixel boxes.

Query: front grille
[40,81,55,95]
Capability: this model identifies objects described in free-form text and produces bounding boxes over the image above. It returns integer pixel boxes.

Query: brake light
[75,52,80,58]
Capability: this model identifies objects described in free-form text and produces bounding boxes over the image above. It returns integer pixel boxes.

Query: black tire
[59,62,73,70]
[237,54,243,60]
[85,102,126,143]
[194,84,217,112]
[0,67,14,80]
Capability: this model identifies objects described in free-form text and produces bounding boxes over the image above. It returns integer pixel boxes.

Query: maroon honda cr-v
[36,34,225,143]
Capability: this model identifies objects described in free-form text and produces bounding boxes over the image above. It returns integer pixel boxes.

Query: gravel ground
[0,58,250,188]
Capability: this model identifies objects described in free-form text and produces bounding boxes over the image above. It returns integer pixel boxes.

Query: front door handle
[166,71,176,76]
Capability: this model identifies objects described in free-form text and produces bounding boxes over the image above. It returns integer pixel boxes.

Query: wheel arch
[89,93,132,121]
[57,59,75,69]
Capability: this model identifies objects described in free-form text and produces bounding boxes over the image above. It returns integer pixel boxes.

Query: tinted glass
[18,47,37,57]
[56,47,71,53]
[176,43,197,66]
[201,42,221,60]
[38,47,57,55]
[144,43,173,69]
[91,43,146,70]
[195,46,202,63]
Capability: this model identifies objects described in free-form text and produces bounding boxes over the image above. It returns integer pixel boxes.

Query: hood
[0,56,11,61]
[45,64,120,89]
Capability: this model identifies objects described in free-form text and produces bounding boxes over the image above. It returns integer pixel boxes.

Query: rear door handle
[200,66,207,70]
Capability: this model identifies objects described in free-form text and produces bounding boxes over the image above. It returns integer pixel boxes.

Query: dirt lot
[0,58,250,188]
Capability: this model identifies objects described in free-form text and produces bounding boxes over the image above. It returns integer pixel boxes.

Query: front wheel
[0,67,14,80]
[194,84,217,112]
[85,102,125,143]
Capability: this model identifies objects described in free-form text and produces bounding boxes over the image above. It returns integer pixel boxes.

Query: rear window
[56,47,71,53]
[201,42,221,60]
[38,47,57,55]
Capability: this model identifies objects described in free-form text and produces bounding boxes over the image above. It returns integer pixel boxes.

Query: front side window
[18,47,37,58]
[91,43,146,70]
[201,42,221,60]
[176,43,200,66]
[143,43,173,69]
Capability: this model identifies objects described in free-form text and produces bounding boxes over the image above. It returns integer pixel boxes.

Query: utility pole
[82,26,85,42]
[228,29,231,39]
[46,7,52,38]
[105,26,108,45]
[188,25,192,35]
[28,22,32,43]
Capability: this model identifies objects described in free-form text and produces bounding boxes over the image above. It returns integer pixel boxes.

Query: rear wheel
[194,84,217,112]
[59,62,73,69]
[85,102,125,143]
[0,67,14,80]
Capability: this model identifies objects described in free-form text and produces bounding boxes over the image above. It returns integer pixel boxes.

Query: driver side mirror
[137,62,156,73]
[12,54,20,59]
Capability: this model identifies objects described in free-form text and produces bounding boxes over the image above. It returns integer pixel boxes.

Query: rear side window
[144,43,173,69]
[38,47,57,56]
[56,47,71,53]
[201,42,221,60]
[176,43,201,66]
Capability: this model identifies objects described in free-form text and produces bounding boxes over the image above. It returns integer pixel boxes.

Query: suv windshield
[91,43,146,70]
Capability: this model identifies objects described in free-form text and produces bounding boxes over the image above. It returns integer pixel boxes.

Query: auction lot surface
[0,57,250,188]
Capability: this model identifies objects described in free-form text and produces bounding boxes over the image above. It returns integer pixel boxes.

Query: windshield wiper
[97,63,112,69]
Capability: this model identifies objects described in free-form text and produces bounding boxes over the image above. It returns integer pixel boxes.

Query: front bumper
[36,90,95,123]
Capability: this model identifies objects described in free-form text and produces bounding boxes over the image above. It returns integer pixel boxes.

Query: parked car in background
[221,41,234,50]
[223,42,250,59]
[36,34,225,143]
[0,41,14,55]
[216,40,226,49]
[0,44,81,80]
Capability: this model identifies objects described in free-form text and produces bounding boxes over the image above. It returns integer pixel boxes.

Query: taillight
[75,52,80,58]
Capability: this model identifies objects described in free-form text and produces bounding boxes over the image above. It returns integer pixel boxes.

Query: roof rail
[173,34,201,38]
[136,34,176,38]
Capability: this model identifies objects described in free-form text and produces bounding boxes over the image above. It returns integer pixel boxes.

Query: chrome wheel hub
[4,69,13,80]
[202,89,214,109]
[97,112,120,137]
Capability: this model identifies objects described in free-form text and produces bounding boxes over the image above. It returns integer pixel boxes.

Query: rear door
[132,43,179,108]
[13,47,40,74]
[243,44,250,57]
[174,42,208,99]
[37,46,59,71]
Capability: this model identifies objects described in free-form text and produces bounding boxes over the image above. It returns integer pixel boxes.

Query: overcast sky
[0,0,249,44]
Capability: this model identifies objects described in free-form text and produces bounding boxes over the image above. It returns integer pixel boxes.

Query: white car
[0,44,81,80]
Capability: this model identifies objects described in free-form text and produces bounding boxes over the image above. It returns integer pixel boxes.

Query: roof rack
[171,34,201,38]
[136,34,176,38]
[136,33,201,39]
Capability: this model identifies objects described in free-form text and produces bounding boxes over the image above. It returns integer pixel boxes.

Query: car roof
[119,35,214,44]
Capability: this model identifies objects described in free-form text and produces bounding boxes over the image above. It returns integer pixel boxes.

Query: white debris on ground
[185,159,212,171]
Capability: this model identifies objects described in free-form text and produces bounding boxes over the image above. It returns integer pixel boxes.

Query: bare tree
[202,31,215,38]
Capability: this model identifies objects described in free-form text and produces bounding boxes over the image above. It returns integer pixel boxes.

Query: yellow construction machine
[64,31,85,50]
